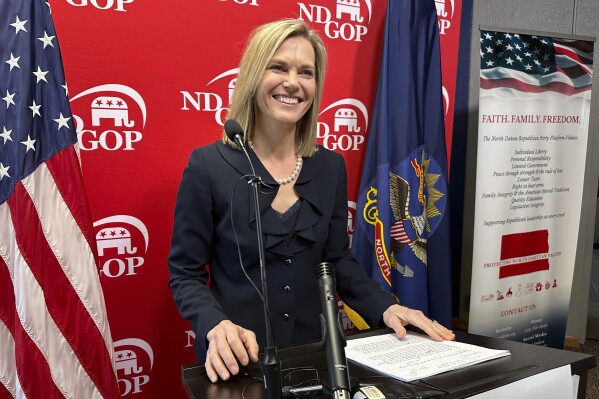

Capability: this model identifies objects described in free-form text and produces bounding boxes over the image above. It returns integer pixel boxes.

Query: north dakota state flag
[351,0,452,327]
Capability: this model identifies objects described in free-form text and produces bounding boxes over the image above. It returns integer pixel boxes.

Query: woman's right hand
[205,320,259,383]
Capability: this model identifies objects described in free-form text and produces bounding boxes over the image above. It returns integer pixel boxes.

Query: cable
[281,366,323,398]
[241,376,264,399]
[282,366,321,387]
[229,174,278,347]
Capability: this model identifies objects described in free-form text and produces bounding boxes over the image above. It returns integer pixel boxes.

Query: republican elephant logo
[435,0,448,18]
[91,96,135,127]
[96,227,137,257]
[336,0,363,23]
[115,350,143,376]
[334,108,361,133]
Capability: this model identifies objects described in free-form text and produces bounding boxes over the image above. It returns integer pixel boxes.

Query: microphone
[224,119,246,150]
[224,119,282,399]
[318,262,351,399]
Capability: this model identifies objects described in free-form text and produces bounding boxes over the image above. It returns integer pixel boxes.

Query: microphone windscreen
[224,119,244,142]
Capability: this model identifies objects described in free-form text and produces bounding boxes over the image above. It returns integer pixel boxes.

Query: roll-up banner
[469,26,595,348]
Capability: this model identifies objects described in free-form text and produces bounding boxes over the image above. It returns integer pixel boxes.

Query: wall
[460,0,599,342]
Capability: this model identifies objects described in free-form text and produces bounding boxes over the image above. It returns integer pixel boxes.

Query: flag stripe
[390,222,411,243]
[45,147,99,266]
[25,158,113,351]
[555,47,593,69]
[554,39,595,58]
[556,64,592,80]
[7,184,105,399]
[14,311,63,399]
[0,202,64,399]
[481,77,591,95]
[481,67,592,88]
[0,255,17,399]
[0,375,13,399]
[22,162,117,391]
[555,54,593,76]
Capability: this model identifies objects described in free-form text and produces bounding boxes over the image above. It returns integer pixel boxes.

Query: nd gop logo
[114,338,154,396]
[434,0,454,35]
[66,0,134,12]
[93,215,149,278]
[298,0,373,42]
[71,84,147,151]
[317,99,367,151]
[180,68,238,126]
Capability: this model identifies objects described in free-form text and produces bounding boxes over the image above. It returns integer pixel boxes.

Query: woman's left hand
[382,304,455,342]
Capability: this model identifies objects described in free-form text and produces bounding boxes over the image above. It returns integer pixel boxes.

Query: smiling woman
[167,18,455,386]
[255,36,316,133]
[224,19,327,158]
[250,39,315,203]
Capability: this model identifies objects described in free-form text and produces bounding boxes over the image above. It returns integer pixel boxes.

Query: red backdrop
[50,0,463,397]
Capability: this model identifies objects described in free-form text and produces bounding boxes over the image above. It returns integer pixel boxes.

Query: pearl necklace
[249,141,303,185]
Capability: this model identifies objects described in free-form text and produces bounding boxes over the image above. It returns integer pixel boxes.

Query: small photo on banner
[499,230,549,279]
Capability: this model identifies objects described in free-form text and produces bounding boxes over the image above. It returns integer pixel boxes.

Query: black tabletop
[182,328,596,399]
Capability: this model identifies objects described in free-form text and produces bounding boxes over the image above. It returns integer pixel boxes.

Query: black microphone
[224,119,246,150]
[318,262,351,399]
[224,119,282,399]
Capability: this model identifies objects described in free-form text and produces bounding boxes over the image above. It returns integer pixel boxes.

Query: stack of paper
[345,332,510,381]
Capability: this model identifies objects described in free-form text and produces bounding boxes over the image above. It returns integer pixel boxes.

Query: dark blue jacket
[168,141,395,361]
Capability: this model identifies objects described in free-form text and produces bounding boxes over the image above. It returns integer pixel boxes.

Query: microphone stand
[236,137,282,399]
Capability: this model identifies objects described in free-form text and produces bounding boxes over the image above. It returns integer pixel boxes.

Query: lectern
[182,329,596,399]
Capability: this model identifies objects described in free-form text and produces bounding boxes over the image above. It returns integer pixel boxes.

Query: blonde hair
[222,18,327,157]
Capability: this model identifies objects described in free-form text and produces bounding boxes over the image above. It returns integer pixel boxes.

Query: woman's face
[255,36,316,131]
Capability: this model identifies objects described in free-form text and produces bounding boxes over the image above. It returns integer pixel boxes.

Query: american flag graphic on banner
[0,0,120,397]
[480,30,594,95]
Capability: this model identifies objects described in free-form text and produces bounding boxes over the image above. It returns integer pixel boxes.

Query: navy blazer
[168,141,395,361]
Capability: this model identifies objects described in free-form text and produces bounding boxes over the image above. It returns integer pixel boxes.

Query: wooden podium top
[181,328,596,399]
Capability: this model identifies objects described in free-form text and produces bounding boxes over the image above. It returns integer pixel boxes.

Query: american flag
[480,30,594,95]
[0,1,120,398]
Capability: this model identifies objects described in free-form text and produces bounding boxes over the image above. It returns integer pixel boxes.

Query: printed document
[345,332,510,381]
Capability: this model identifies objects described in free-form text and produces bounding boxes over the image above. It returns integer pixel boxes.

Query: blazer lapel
[217,142,329,256]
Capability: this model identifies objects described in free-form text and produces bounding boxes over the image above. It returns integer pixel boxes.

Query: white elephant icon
[115,350,142,376]
[435,0,448,18]
[96,227,137,257]
[336,0,363,23]
[91,96,134,127]
[334,108,360,133]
